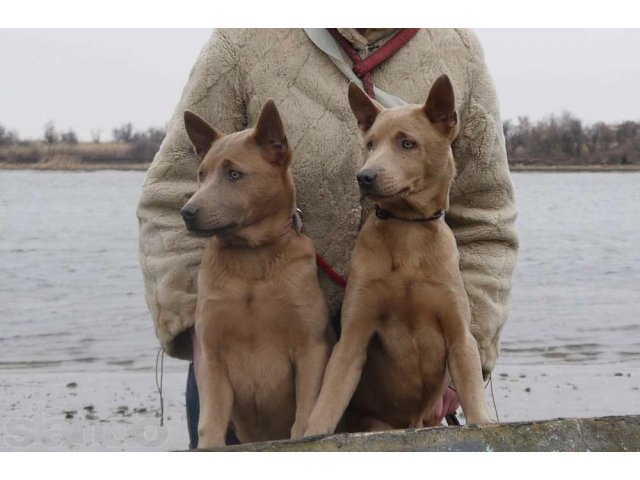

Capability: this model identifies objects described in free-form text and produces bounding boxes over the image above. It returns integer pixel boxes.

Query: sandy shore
[1,362,637,451]
[0,369,189,451]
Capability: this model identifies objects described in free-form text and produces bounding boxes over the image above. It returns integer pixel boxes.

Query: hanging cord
[488,373,500,423]
[446,374,501,425]
[155,347,165,427]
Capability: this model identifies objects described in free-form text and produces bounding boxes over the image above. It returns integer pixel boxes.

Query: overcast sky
[1,29,639,141]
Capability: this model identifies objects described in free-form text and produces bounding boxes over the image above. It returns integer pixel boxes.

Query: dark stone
[196,416,640,452]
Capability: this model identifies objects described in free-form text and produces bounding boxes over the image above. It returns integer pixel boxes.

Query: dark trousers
[186,306,342,448]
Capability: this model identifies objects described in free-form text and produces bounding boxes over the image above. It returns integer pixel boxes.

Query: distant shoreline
[0,162,151,171]
[2,162,640,173]
[0,141,155,172]
[508,164,640,172]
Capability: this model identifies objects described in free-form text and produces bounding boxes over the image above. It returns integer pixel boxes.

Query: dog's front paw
[465,413,493,425]
[302,421,334,438]
[197,439,225,450]
[196,431,226,450]
[290,421,306,440]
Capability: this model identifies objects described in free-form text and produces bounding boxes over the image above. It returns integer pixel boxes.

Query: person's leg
[186,362,199,449]
[331,304,342,339]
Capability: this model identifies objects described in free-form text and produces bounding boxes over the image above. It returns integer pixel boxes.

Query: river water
[0,170,638,450]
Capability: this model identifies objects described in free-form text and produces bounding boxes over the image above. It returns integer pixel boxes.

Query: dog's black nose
[181,205,199,223]
[357,169,378,187]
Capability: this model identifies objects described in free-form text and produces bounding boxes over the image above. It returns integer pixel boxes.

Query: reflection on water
[0,171,639,374]
[502,172,640,366]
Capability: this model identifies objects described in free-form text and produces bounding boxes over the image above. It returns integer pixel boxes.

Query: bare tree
[60,128,78,145]
[44,121,58,145]
[113,123,134,143]
[129,126,167,161]
[6,131,19,144]
[144,127,166,144]
[505,113,640,166]
[90,129,102,144]
[0,122,20,145]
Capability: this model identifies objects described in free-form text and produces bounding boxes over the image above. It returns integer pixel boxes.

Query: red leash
[328,28,420,98]
[316,253,347,289]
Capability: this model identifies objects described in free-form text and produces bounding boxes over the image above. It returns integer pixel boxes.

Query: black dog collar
[375,204,445,223]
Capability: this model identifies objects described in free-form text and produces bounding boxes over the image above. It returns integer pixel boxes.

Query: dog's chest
[355,296,447,425]
[353,247,449,402]
[200,276,305,345]
[197,242,320,375]
[374,273,444,350]
[198,279,303,419]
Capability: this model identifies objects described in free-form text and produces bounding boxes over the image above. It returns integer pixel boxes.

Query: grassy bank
[0,142,152,171]
[0,161,150,171]
[2,142,640,172]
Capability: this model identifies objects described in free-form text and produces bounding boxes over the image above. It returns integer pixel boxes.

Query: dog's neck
[369,201,452,273]
[219,208,295,249]
[375,204,444,223]
[368,181,458,273]
[203,206,298,282]
[376,181,450,223]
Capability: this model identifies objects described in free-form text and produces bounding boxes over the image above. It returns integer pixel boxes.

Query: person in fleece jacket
[137,28,519,448]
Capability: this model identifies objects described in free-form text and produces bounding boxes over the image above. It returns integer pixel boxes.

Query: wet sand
[1,370,188,451]
[1,362,638,451]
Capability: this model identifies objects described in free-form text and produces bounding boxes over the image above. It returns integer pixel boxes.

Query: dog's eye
[401,139,416,150]
[366,140,373,150]
[227,169,242,182]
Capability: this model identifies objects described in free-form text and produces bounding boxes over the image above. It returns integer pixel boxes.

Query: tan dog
[304,76,491,436]
[182,101,334,448]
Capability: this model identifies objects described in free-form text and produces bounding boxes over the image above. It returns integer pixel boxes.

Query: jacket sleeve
[136,30,245,360]
[448,31,519,378]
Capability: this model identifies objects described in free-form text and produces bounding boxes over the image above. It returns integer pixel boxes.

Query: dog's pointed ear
[184,111,222,158]
[348,82,381,133]
[253,100,288,157]
[423,75,458,134]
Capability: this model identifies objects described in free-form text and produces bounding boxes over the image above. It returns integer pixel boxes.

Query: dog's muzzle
[356,169,378,189]
[181,205,199,230]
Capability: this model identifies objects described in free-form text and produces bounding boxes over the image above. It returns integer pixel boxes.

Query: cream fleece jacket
[136,28,519,377]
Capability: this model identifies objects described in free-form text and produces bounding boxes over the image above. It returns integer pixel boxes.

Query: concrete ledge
[202,415,640,452]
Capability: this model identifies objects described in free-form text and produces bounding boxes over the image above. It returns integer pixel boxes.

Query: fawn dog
[181,100,334,448]
[304,75,491,435]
